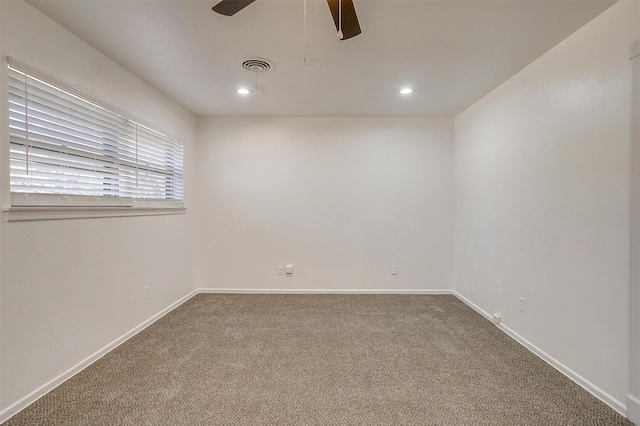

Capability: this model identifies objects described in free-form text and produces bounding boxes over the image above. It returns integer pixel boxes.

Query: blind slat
[8,65,183,204]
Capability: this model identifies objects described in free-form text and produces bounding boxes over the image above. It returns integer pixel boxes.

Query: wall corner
[630,37,640,422]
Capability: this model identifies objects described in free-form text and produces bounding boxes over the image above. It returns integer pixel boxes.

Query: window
[7,59,183,209]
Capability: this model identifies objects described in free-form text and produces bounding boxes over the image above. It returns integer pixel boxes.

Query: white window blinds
[7,60,183,207]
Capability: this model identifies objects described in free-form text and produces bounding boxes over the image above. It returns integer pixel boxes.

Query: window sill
[4,206,186,222]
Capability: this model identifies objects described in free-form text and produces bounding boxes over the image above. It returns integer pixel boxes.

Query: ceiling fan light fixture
[400,88,413,95]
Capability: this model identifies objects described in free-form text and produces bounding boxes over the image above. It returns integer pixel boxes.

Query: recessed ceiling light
[237,88,251,95]
[400,88,413,95]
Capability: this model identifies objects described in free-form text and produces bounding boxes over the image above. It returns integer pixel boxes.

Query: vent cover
[241,58,273,73]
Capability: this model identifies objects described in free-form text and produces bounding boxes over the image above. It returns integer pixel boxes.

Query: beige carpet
[4,294,630,425]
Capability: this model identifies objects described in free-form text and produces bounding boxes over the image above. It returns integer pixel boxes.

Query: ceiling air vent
[241,58,274,73]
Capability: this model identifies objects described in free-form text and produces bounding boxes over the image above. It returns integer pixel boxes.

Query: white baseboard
[628,394,640,425]
[451,291,494,321]
[451,290,627,417]
[197,287,454,295]
[0,289,199,424]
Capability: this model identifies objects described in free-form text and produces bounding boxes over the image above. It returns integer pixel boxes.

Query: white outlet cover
[285,264,293,275]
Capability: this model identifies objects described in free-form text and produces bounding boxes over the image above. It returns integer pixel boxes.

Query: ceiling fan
[211,0,362,40]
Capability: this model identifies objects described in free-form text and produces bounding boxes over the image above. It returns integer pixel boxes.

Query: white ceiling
[28,0,616,117]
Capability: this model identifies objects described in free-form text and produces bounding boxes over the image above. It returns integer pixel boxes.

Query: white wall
[197,117,453,291]
[0,0,197,416]
[453,0,640,411]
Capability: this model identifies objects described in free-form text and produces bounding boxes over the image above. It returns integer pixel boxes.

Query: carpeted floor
[4,294,630,425]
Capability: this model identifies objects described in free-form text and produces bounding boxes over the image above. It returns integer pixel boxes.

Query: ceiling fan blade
[327,0,361,40]
[212,0,256,16]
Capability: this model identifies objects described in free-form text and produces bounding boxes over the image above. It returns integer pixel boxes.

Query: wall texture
[196,117,453,292]
[0,0,197,416]
[453,0,640,411]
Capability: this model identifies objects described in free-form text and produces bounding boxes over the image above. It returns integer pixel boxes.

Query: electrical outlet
[144,286,150,300]
[277,265,284,275]
[285,264,293,275]
[519,297,525,313]
[391,265,398,275]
